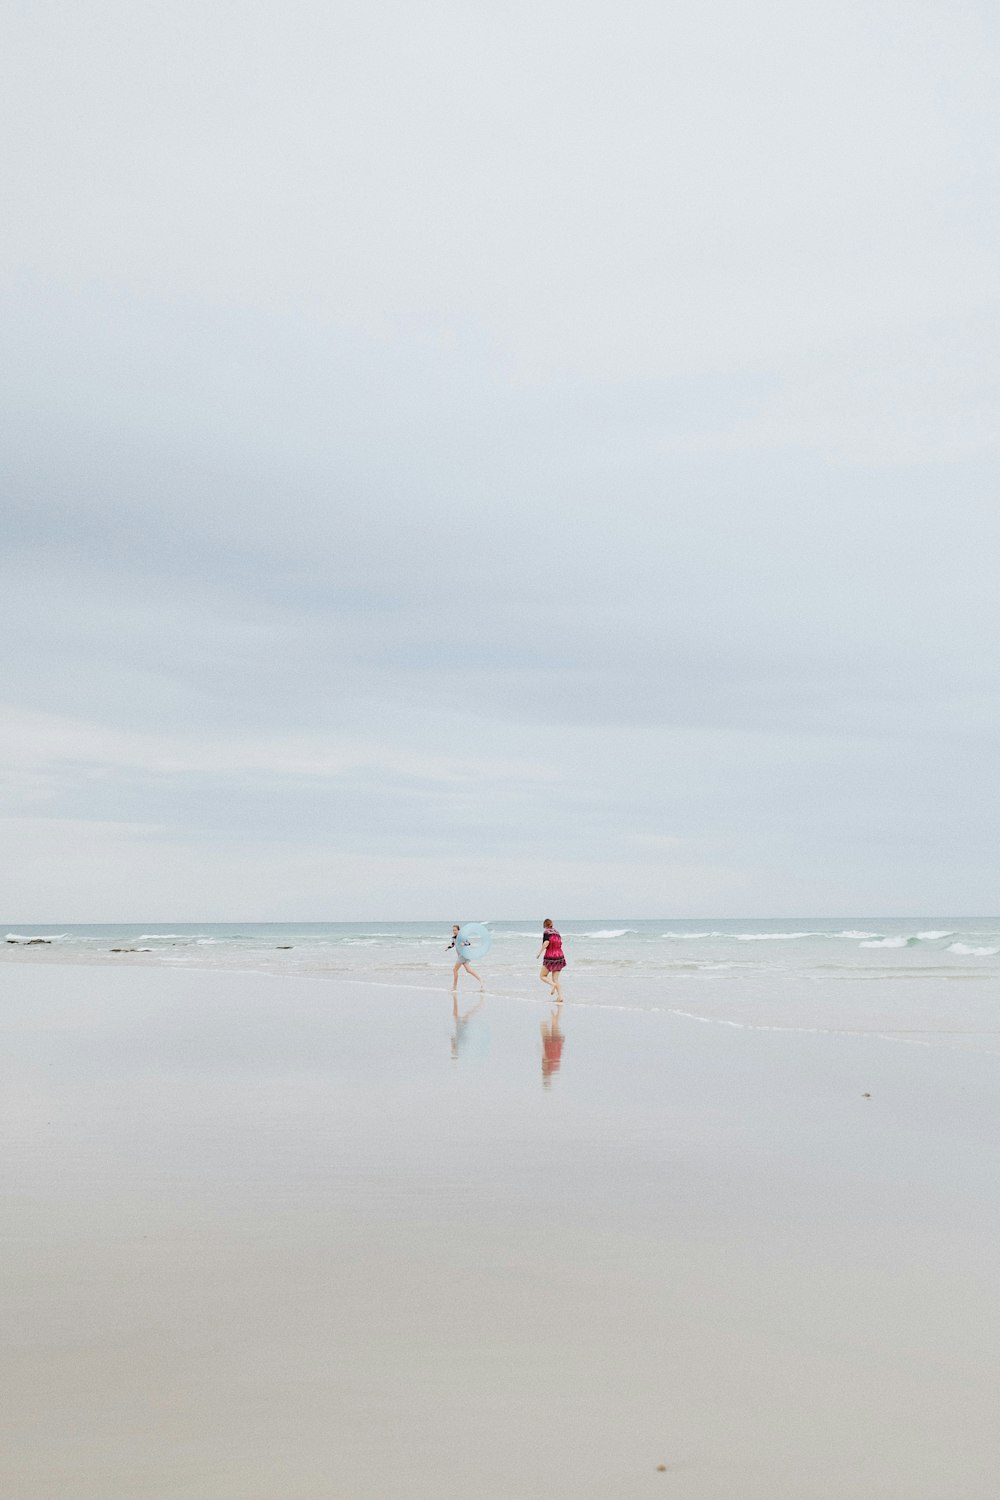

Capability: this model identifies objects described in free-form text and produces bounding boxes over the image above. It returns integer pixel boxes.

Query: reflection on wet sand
[451,992,485,1061]
[540,1006,565,1088]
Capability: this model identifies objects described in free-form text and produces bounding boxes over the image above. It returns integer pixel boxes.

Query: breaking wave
[735,931,820,941]
[6,932,69,943]
[572,929,636,938]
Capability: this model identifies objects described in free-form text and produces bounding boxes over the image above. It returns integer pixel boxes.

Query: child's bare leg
[452,962,461,989]
[466,964,484,990]
[540,965,553,989]
[552,969,563,1001]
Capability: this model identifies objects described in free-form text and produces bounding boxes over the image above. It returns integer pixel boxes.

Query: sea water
[4,918,1000,1052]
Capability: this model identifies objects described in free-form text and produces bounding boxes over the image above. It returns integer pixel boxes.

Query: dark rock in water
[8,937,52,945]
[276,945,293,949]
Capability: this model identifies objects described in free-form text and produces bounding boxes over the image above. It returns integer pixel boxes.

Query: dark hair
[543,918,553,928]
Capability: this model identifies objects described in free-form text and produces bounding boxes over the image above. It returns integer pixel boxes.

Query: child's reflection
[540,1006,565,1088]
[451,992,485,1061]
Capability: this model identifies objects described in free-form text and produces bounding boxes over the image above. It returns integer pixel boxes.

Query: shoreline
[4,942,1000,1060]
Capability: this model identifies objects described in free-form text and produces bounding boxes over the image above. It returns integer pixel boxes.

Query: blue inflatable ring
[455,922,491,964]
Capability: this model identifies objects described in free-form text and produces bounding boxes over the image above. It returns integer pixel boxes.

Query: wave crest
[735,931,819,941]
[6,932,69,943]
[660,931,721,939]
[572,929,636,938]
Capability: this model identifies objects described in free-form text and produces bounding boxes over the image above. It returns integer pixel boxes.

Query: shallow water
[5,916,1000,1051]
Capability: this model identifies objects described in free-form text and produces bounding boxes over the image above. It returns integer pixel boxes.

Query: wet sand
[2,962,999,1498]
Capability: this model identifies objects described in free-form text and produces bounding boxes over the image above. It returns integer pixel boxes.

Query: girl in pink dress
[537,919,566,1001]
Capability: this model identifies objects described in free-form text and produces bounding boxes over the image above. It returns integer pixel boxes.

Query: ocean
[5,917,1000,1051]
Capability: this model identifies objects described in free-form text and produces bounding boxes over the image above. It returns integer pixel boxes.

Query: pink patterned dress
[541,928,566,972]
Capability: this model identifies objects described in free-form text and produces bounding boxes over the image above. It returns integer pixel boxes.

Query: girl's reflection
[451,992,485,1061]
[540,1006,565,1088]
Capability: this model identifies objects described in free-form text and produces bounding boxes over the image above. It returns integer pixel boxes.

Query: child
[448,923,484,992]
[537,919,566,1001]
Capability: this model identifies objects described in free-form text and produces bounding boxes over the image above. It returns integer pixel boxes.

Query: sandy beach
[3,959,999,1498]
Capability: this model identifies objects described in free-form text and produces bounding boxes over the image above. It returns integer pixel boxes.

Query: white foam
[916,931,955,941]
[660,931,720,939]
[838,930,881,939]
[735,931,818,941]
[5,932,69,942]
[860,936,910,948]
[947,943,1000,957]
[137,933,185,940]
[572,929,635,938]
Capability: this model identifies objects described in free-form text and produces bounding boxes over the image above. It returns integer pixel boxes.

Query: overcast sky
[2,0,999,919]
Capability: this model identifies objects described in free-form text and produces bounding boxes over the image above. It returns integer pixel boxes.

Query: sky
[2,0,999,920]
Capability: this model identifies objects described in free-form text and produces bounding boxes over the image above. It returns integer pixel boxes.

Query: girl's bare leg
[551,968,563,1001]
[540,965,553,990]
[465,964,484,990]
[452,961,462,989]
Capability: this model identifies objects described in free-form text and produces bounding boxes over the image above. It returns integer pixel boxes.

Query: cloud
[5,1,995,375]
[2,1,1000,914]
[718,316,1000,466]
